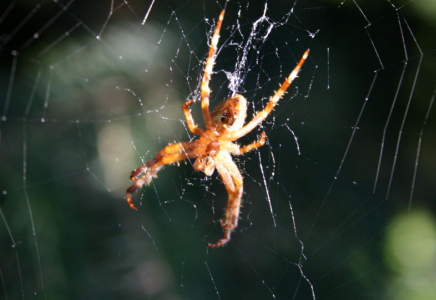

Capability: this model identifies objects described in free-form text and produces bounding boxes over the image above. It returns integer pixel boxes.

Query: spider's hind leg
[182,100,204,135]
[201,10,225,129]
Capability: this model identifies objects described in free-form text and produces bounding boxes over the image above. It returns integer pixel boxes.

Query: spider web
[1,0,435,299]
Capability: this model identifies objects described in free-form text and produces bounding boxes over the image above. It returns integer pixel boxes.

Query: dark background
[0,0,435,299]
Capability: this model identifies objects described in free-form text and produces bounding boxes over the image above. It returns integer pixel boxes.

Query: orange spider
[126,9,309,247]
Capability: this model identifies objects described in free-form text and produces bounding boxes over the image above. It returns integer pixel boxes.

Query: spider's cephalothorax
[192,140,219,176]
[126,9,309,248]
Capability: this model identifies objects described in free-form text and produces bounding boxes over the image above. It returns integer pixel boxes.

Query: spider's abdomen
[211,94,247,133]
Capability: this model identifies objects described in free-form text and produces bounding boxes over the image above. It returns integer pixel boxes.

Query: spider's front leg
[126,141,194,210]
[208,154,243,248]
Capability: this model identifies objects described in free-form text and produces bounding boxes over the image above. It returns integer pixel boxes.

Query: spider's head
[211,94,247,133]
[193,154,216,176]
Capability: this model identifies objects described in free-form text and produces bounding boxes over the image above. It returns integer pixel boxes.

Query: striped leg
[201,10,225,129]
[227,50,309,141]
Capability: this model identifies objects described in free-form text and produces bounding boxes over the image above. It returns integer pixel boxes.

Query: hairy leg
[182,100,204,135]
[201,10,225,129]
[127,142,195,210]
[227,50,309,141]
[238,132,266,154]
[209,155,243,247]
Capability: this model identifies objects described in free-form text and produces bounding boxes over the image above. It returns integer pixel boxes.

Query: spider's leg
[182,100,204,135]
[201,10,225,130]
[127,142,195,210]
[130,142,192,180]
[208,155,243,248]
[227,50,309,141]
[238,132,266,154]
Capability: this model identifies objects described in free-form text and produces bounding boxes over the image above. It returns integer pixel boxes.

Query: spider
[126,9,309,248]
